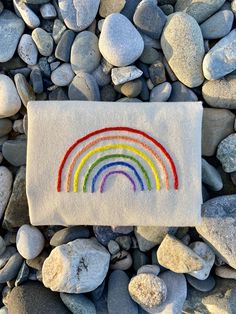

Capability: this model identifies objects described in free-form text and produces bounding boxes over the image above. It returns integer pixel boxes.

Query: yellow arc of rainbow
[73,144,161,192]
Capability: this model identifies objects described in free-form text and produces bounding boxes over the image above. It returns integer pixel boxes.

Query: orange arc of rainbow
[65,135,169,192]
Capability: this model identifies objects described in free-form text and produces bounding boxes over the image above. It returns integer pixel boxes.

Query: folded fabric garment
[26,101,203,226]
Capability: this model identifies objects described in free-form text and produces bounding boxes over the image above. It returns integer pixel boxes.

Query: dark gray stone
[149,61,166,85]
[100,85,117,102]
[121,0,141,20]
[2,139,27,166]
[0,252,23,283]
[50,226,90,246]
[168,81,198,102]
[133,0,167,39]
[0,119,12,137]
[30,69,44,94]
[55,30,75,62]
[15,261,30,286]
[60,293,96,314]
[3,167,29,231]
[186,274,216,292]
[202,158,223,191]
[7,282,70,314]
[93,226,121,246]
[132,249,149,272]
[108,270,138,314]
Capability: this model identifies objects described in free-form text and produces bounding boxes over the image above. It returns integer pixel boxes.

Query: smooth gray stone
[15,261,30,286]
[3,166,29,231]
[152,271,187,314]
[14,73,35,107]
[40,3,57,19]
[94,294,109,314]
[32,28,54,57]
[93,65,111,87]
[149,61,166,85]
[73,0,100,31]
[50,226,90,246]
[133,0,167,39]
[14,0,40,29]
[2,139,26,166]
[0,119,12,137]
[108,240,120,255]
[200,10,234,39]
[203,29,236,80]
[150,82,171,102]
[100,85,117,101]
[38,57,51,77]
[117,97,142,102]
[0,10,25,62]
[60,293,96,314]
[217,133,236,173]
[0,252,23,283]
[99,13,144,67]
[30,68,44,94]
[186,274,216,292]
[202,158,223,191]
[69,72,100,101]
[22,0,50,3]
[90,280,106,302]
[0,247,16,269]
[196,195,236,269]
[71,31,101,74]
[139,46,161,64]
[175,0,226,23]
[108,270,138,314]
[132,249,149,272]
[51,63,74,86]
[55,30,75,62]
[49,87,68,100]
[160,4,174,15]
[169,81,198,102]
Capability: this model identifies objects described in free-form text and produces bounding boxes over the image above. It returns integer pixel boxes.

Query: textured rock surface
[42,239,110,293]
[161,13,204,88]
[196,195,236,269]
[217,134,236,173]
[0,167,12,220]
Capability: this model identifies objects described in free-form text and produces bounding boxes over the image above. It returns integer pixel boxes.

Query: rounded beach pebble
[99,13,144,67]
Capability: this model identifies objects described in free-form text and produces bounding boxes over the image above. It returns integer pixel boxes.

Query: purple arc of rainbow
[100,170,136,193]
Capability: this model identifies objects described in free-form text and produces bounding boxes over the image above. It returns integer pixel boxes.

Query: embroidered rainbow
[57,127,179,193]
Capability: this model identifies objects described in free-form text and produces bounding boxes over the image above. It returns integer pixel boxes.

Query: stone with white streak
[42,239,110,293]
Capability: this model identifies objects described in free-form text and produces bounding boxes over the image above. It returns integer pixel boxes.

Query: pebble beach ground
[0,0,236,313]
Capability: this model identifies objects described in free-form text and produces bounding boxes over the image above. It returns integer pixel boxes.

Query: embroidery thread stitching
[100,170,137,193]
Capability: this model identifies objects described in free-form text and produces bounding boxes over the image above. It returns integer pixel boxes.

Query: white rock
[51,63,75,86]
[42,238,110,293]
[14,0,40,29]
[0,167,12,220]
[189,241,215,280]
[16,224,45,260]
[0,75,21,118]
[17,34,38,65]
[111,66,143,85]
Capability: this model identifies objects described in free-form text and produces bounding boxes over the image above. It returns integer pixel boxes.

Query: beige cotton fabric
[26,101,203,226]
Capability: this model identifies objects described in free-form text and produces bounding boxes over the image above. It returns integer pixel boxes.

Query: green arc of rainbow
[83,154,152,192]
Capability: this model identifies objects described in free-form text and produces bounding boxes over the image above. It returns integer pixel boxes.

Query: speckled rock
[202,75,236,109]
[71,31,101,74]
[217,134,236,173]
[99,0,126,17]
[17,34,38,66]
[32,28,53,57]
[161,12,204,88]
[133,0,167,39]
[108,270,138,314]
[202,108,235,156]
[99,13,144,66]
[68,72,100,101]
[51,63,74,86]
[196,195,236,269]
[203,29,236,80]
[200,10,234,39]
[0,10,25,62]
[0,74,21,118]
[175,0,226,23]
[157,235,204,273]
[129,273,167,310]
[42,239,110,293]
[0,167,12,220]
